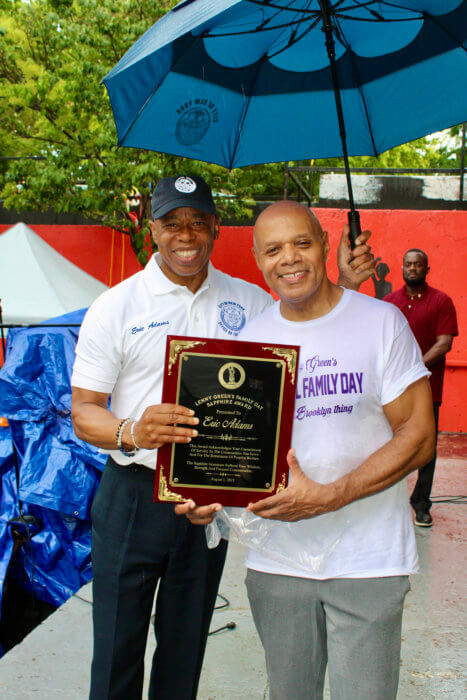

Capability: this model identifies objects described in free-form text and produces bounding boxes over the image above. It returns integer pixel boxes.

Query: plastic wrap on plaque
[155,336,299,507]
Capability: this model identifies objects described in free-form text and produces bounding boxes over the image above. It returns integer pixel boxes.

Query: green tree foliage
[0,0,273,264]
[0,1,463,264]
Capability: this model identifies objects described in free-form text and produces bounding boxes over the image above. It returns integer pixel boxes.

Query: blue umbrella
[102,0,467,241]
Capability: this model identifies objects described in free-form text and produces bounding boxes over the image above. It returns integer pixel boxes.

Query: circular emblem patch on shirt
[218,301,246,336]
[174,176,197,194]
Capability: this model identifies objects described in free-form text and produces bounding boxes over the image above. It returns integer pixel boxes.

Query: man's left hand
[337,224,375,290]
[246,449,339,521]
[174,499,222,525]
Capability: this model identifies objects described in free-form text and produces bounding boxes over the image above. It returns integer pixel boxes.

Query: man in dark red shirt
[385,249,458,527]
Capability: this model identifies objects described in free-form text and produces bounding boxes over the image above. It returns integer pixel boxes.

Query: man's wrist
[130,420,143,450]
[118,418,138,455]
[337,272,360,291]
[327,475,351,512]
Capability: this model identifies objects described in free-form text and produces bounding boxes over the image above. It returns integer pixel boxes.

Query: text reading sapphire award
[155,336,299,507]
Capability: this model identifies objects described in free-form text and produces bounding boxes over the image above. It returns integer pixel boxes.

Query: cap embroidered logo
[174,176,197,193]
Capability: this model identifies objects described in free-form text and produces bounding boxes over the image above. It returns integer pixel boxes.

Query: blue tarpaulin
[0,426,16,656]
[0,309,106,645]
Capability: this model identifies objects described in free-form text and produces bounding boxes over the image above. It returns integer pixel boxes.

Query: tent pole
[0,299,6,363]
[319,0,361,248]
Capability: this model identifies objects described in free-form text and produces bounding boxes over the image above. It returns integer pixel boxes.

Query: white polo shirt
[71,254,272,468]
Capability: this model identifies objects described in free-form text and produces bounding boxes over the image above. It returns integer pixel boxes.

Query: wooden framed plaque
[155,335,299,507]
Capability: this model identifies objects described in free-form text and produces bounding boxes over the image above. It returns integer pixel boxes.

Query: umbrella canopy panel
[103,0,467,169]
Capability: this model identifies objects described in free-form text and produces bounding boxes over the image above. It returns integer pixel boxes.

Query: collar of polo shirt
[143,253,214,295]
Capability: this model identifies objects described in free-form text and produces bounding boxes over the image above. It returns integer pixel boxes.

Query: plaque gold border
[158,464,186,502]
[276,472,287,492]
[169,351,286,493]
[262,346,297,383]
[168,339,206,376]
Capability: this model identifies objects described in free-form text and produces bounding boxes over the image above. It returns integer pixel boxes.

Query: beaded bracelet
[115,418,126,446]
[130,420,142,450]
[116,417,137,456]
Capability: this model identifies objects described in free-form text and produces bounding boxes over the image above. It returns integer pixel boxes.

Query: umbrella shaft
[319,0,355,213]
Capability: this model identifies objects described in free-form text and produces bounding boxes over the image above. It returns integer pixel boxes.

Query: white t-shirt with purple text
[239,289,430,580]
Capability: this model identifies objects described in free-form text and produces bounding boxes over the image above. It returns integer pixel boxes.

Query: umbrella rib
[286,0,313,45]
[416,7,467,53]
[206,11,321,68]
[346,0,385,20]
[245,0,422,21]
[206,15,425,34]
[335,21,378,157]
[257,0,297,31]
[266,17,322,61]
[383,0,467,42]
[229,56,268,169]
[314,0,424,22]
[246,0,395,17]
[245,0,318,14]
[204,17,317,37]
[116,81,166,147]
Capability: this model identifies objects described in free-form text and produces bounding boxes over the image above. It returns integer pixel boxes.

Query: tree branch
[13,132,67,147]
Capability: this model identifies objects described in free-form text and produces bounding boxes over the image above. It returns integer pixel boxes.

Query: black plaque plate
[155,336,299,506]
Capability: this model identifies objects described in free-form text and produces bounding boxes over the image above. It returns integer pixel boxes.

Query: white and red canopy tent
[0,222,107,325]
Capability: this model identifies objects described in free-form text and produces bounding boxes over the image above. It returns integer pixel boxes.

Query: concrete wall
[318,174,466,210]
[1,208,465,431]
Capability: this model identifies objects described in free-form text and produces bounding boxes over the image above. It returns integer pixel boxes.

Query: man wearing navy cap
[71,175,374,700]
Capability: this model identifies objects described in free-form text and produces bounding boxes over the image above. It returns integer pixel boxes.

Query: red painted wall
[1,209,465,431]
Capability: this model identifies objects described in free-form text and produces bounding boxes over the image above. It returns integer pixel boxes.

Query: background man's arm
[246,377,435,521]
[71,387,199,452]
[336,224,376,290]
[422,334,453,368]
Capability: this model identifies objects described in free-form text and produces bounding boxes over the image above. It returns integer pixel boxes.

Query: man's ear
[149,220,159,247]
[252,245,262,270]
[213,215,220,240]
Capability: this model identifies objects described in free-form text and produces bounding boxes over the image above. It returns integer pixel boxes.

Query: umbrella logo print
[175,99,218,145]
[176,106,210,145]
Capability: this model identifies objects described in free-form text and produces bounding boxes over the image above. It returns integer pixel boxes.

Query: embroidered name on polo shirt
[148,320,169,329]
[130,320,169,335]
[218,301,246,336]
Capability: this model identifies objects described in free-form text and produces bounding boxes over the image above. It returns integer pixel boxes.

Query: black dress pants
[89,457,227,700]
[410,402,440,514]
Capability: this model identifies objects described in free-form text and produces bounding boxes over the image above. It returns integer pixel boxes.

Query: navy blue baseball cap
[151,175,217,219]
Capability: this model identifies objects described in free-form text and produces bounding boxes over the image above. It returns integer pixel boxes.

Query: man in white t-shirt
[177,201,435,700]
[71,177,374,700]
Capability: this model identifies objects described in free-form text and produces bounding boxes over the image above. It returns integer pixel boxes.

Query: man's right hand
[131,404,199,449]
[71,387,198,451]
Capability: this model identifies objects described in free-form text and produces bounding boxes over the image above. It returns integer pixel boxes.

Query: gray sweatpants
[246,569,410,700]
